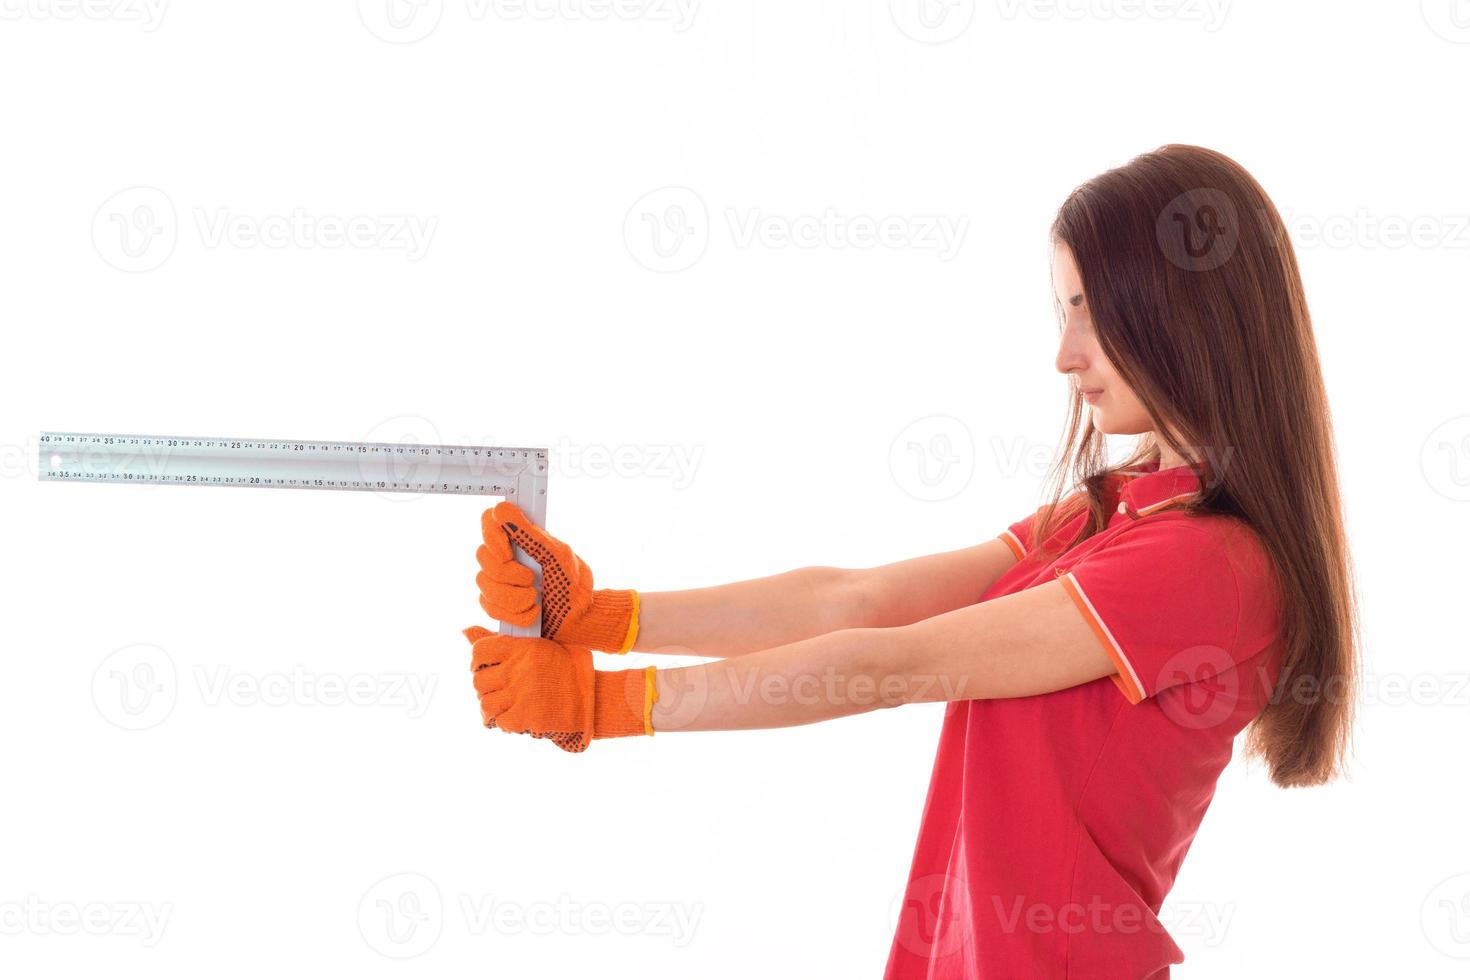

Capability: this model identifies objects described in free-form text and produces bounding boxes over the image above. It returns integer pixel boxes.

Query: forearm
[632,566,863,659]
[641,581,1123,734]
[646,624,972,732]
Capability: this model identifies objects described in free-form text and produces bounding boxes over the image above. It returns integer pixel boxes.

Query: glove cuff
[563,588,640,653]
[592,666,658,739]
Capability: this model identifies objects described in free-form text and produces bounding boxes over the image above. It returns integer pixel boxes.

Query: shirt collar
[1114,457,1211,516]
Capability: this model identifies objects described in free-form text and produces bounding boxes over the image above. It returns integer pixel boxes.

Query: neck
[1154,441,1197,471]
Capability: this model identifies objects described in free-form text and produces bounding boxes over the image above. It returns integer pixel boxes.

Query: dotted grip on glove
[497,515,640,654]
[500,518,574,639]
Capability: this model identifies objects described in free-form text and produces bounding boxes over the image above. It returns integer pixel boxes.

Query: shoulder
[1056,508,1286,704]
[1117,510,1283,620]
[1004,489,1091,546]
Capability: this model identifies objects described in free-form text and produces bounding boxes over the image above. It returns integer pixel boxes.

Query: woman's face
[1051,240,1155,438]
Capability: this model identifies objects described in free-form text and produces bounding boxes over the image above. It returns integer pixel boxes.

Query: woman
[465,144,1360,977]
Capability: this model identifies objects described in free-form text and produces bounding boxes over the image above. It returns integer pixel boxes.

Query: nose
[1055,322,1088,378]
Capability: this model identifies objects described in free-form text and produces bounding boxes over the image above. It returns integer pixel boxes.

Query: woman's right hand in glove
[476,500,641,654]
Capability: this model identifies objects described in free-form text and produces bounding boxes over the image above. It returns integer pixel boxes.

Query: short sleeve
[997,509,1040,561]
[997,491,1085,562]
[1055,517,1271,705]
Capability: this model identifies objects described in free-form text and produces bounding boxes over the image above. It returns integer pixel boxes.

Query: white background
[3,2,1468,977]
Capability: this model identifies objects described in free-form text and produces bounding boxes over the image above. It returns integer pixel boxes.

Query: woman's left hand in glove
[462,626,658,753]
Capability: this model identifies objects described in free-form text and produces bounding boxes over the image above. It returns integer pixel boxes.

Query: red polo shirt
[883,459,1285,979]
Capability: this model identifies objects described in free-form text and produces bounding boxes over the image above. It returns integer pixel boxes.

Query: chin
[1089,408,1148,436]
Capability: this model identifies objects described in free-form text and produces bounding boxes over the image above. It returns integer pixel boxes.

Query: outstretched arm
[648,577,1115,731]
[635,536,1021,659]
[482,499,1021,660]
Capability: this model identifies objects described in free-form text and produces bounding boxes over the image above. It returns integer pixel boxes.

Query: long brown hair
[1033,144,1359,788]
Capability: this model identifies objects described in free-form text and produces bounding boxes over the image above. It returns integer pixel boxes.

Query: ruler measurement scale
[38,431,548,638]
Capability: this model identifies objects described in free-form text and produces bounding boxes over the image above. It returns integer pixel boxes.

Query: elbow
[804,565,874,632]
[849,624,942,711]
[860,623,978,709]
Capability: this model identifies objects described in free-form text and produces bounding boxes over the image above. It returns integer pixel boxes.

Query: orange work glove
[476,500,640,654]
[463,626,658,753]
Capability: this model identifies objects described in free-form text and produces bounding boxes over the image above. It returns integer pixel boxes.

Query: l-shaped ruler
[38,430,548,637]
